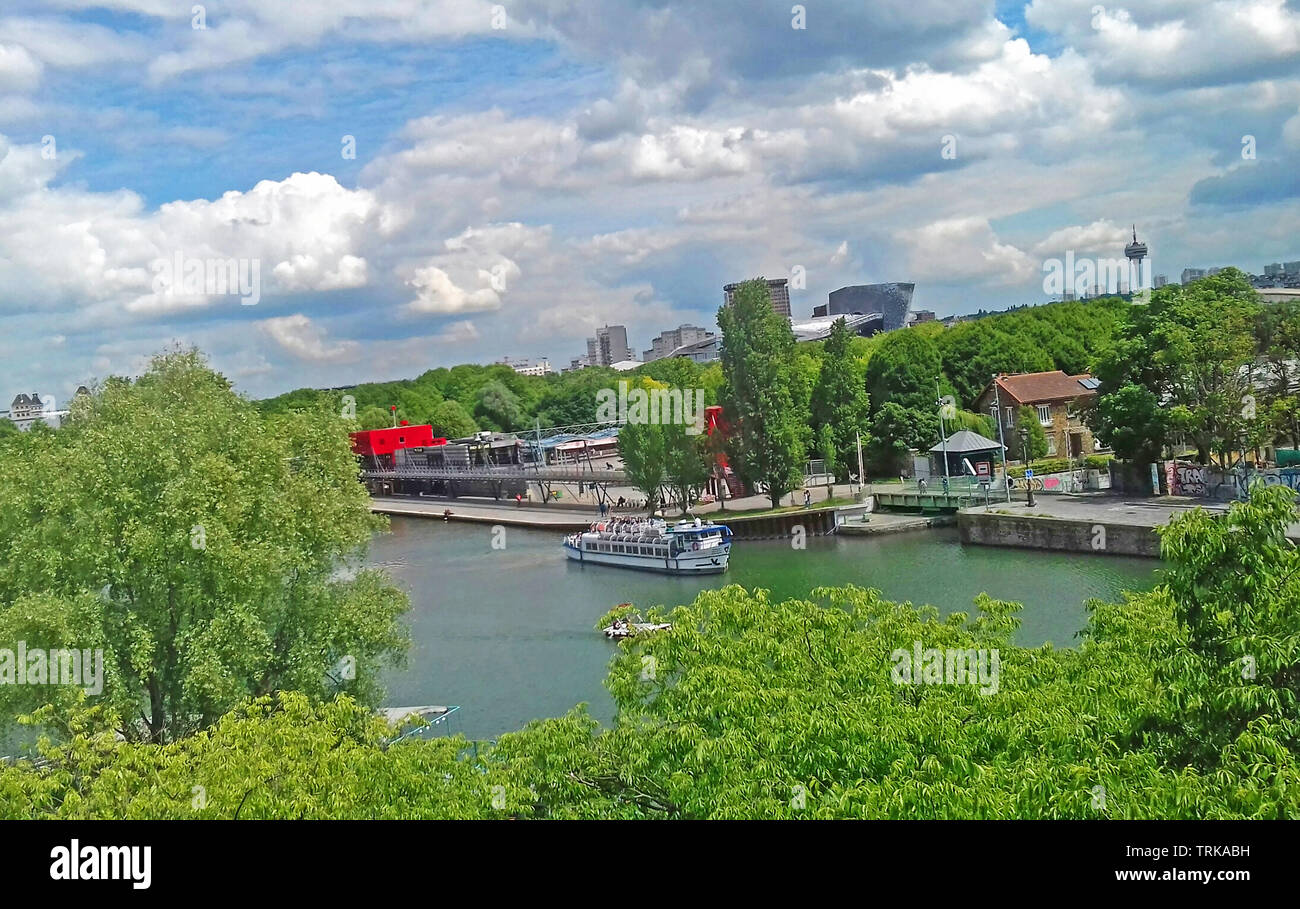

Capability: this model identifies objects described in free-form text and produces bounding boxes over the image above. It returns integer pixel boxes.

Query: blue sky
[1,0,1298,400]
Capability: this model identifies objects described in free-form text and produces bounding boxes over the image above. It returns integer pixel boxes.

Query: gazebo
[929,430,1005,479]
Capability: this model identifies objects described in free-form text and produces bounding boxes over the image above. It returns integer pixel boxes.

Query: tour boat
[563,516,732,574]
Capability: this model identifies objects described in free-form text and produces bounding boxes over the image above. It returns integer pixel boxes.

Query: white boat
[563,516,732,574]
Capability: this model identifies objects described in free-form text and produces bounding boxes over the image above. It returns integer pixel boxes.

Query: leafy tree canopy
[0,348,410,744]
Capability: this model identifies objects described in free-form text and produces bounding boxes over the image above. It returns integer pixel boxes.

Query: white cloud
[1026,0,1300,86]
[900,217,1037,286]
[0,153,381,317]
[0,43,42,91]
[405,265,503,315]
[1032,220,1133,256]
[259,313,358,362]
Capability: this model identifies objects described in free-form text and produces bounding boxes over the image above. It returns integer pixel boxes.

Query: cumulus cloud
[1026,0,1300,87]
[900,217,1037,286]
[405,265,504,315]
[1032,220,1134,256]
[259,313,358,362]
[0,151,380,318]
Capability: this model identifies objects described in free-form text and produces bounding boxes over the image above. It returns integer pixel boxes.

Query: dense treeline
[1090,269,1300,465]
[256,297,1127,481]
[260,359,727,436]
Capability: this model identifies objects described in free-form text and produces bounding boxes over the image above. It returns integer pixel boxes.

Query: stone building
[974,371,1102,459]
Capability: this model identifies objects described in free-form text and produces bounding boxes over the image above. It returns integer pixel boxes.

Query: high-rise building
[643,324,715,362]
[1181,268,1207,285]
[1265,263,1285,278]
[1153,275,1168,288]
[580,325,635,367]
[1285,261,1300,275]
[723,278,791,319]
[823,283,915,332]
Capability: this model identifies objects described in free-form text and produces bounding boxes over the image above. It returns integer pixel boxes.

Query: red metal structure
[705,405,746,499]
[350,423,442,460]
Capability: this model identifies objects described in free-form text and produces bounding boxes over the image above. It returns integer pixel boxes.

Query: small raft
[602,619,672,639]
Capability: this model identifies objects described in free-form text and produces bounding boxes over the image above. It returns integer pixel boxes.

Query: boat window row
[590,540,669,556]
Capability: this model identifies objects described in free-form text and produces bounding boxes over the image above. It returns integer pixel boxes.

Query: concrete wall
[957,511,1161,558]
[724,506,838,540]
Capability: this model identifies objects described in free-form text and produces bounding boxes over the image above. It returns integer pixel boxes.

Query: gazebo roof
[929,429,1005,454]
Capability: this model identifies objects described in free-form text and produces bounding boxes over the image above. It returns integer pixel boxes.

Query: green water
[371,517,1158,740]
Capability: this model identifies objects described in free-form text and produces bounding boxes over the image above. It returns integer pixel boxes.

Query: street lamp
[1018,427,1036,508]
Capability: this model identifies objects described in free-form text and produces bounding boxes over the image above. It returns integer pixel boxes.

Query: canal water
[372,517,1158,741]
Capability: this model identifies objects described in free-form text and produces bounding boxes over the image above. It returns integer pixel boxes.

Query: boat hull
[563,541,729,574]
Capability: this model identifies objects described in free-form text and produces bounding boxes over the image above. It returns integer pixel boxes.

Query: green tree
[474,380,526,432]
[718,278,807,508]
[953,409,997,441]
[1152,485,1300,765]
[535,368,622,427]
[429,400,477,439]
[866,402,936,475]
[356,405,393,431]
[617,420,667,513]
[662,422,712,514]
[817,424,837,494]
[0,348,410,744]
[1092,383,1167,462]
[811,317,870,481]
[1010,406,1049,462]
[865,328,944,415]
[1091,271,1261,464]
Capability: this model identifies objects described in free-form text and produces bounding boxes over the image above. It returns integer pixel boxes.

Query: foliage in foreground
[0,349,410,744]
[2,487,1296,819]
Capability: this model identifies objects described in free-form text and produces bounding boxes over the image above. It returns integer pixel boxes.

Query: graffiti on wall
[1168,461,1208,497]
[1233,468,1300,501]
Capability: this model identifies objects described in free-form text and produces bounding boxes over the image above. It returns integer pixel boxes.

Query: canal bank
[371,516,1157,740]
[955,495,1245,557]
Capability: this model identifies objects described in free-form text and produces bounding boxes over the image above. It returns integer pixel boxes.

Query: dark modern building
[724,278,791,319]
[812,283,914,331]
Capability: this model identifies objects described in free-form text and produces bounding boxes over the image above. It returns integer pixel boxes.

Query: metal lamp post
[1019,427,1035,507]
[990,381,1010,503]
[936,381,951,496]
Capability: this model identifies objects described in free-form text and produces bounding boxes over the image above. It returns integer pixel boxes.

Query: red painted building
[350,423,442,458]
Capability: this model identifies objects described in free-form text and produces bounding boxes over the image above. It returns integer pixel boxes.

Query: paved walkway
[964,491,1300,539]
[371,497,596,529]
[371,481,882,529]
[969,493,1230,526]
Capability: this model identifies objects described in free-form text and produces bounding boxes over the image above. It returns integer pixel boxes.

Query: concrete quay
[955,493,1294,558]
